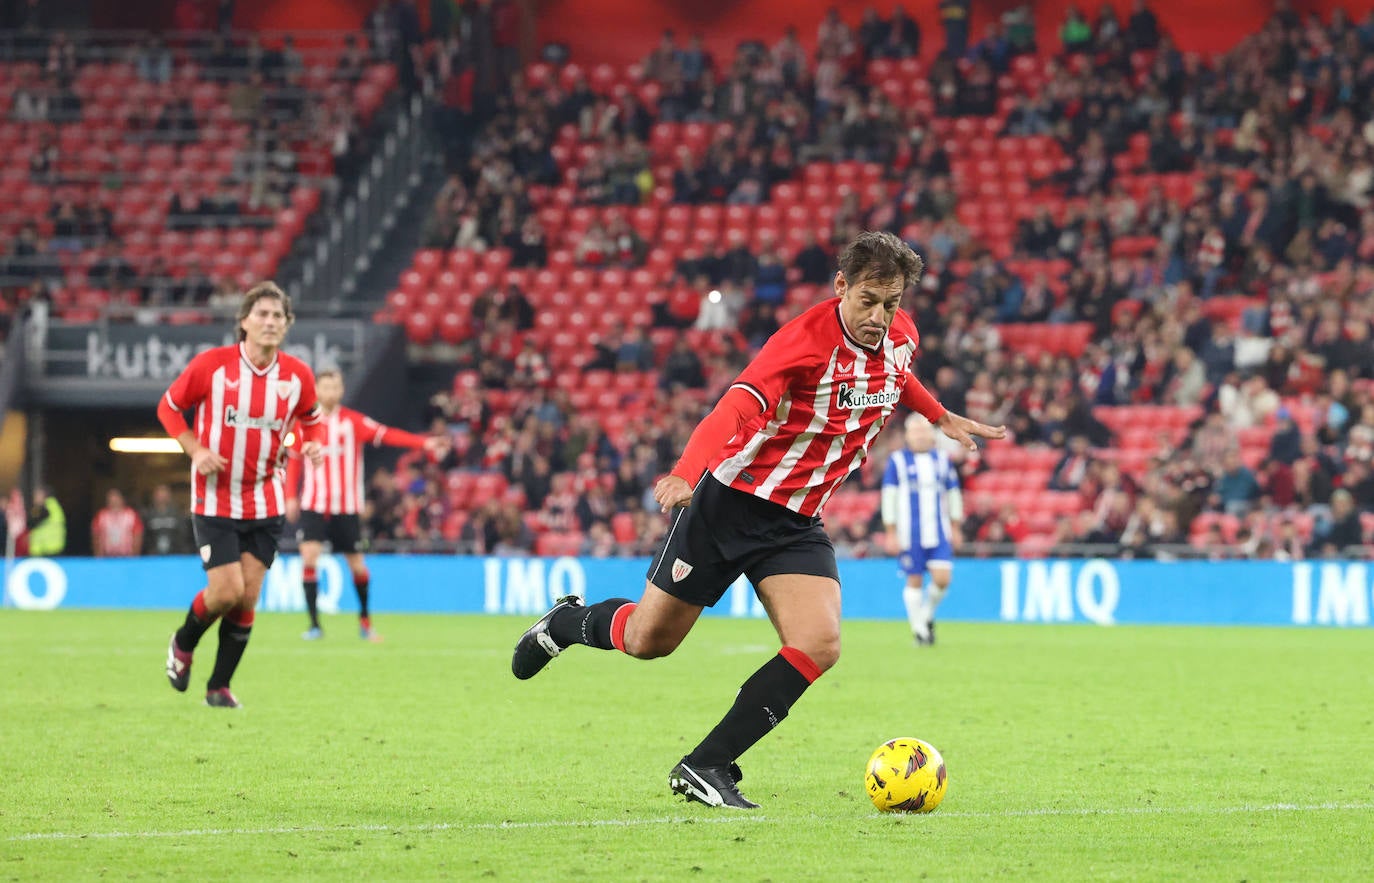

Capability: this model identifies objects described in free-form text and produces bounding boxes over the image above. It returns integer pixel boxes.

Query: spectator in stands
[24,485,65,557]
[794,229,833,285]
[92,488,144,557]
[512,338,551,388]
[1128,0,1161,49]
[1268,407,1303,464]
[938,0,971,58]
[143,484,194,555]
[659,336,706,391]
[11,76,49,122]
[1310,489,1362,556]
[1049,435,1094,491]
[575,221,613,266]
[1212,450,1260,516]
[89,240,137,292]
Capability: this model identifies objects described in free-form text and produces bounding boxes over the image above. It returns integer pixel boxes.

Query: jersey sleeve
[293,369,324,442]
[158,350,215,437]
[899,372,946,423]
[727,320,819,413]
[283,431,303,501]
[359,412,428,449]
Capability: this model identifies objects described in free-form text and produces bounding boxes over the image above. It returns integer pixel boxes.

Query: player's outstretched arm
[934,411,1006,451]
[900,372,1006,451]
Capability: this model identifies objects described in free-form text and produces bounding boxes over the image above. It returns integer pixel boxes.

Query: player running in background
[511,232,1005,808]
[284,368,447,641]
[882,414,963,646]
[159,282,324,708]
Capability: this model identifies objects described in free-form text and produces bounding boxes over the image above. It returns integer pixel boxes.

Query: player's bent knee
[797,636,841,673]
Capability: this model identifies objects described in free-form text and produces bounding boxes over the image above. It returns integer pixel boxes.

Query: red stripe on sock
[302,568,317,582]
[191,589,210,620]
[609,602,638,653]
[354,569,370,589]
[779,646,823,684]
[227,606,255,627]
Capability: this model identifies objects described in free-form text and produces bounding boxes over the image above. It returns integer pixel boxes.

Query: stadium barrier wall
[3,555,1373,627]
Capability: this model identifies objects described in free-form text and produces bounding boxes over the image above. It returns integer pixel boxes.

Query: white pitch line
[6,814,769,843]
[932,801,1374,820]
[7,802,1372,843]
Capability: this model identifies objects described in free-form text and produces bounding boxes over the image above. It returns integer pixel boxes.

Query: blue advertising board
[2,555,1371,627]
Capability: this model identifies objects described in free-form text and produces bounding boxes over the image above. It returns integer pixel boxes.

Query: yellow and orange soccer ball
[865,737,948,813]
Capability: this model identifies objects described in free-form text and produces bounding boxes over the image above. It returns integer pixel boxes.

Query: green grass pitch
[2,610,1372,880]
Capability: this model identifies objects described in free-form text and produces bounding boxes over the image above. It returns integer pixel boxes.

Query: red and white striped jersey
[286,407,428,515]
[161,343,322,519]
[711,300,922,517]
[93,506,143,556]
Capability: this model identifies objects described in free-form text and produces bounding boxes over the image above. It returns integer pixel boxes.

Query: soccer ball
[865,737,948,813]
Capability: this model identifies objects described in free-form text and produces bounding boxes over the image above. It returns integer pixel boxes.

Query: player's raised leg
[672,573,839,809]
[169,549,248,694]
[922,562,952,645]
[299,536,324,640]
[510,581,700,679]
[203,551,268,708]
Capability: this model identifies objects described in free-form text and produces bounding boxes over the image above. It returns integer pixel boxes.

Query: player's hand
[191,447,228,476]
[285,499,300,522]
[950,529,963,552]
[936,411,1007,451]
[302,441,324,466]
[652,474,694,513]
[884,528,901,556]
[423,435,450,457]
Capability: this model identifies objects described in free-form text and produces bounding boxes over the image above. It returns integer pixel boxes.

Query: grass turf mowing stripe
[11,802,1372,842]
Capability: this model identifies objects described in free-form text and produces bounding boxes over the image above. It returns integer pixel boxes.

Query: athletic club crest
[671,558,693,582]
[276,380,292,398]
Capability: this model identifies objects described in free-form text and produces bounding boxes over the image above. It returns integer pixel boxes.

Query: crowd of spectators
[385,1,1374,560]
[0,24,384,328]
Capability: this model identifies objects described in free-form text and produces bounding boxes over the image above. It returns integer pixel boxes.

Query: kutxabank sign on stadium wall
[42,322,364,381]
[5,556,1374,627]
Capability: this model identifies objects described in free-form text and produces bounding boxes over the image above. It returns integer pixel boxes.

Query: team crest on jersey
[276,380,293,398]
[671,558,693,582]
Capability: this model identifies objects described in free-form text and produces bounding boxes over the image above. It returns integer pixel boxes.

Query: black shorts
[296,511,365,554]
[192,514,286,571]
[647,474,839,607]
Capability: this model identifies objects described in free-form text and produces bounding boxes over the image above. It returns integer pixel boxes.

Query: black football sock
[355,570,371,620]
[302,567,319,629]
[174,589,218,653]
[548,598,635,650]
[687,648,822,768]
[205,614,253,691]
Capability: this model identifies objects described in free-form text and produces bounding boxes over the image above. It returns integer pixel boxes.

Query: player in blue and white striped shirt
[881,415,963,645]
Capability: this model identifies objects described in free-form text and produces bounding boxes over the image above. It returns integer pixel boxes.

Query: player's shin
[686,647,822,767]
[902,586,926,637]
[205,607,254,690]
[354,568,370,620]
[548,598,636,651]
[174,588,219,653]
[302,567,320,629]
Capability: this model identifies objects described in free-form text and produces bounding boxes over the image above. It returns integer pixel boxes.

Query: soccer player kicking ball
[882,414,963,646]
[160,283,325,708]
[284,368,448,641]
[512,232,1005,808]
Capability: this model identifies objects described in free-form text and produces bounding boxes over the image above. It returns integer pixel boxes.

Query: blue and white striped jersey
[881,448,961,551]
